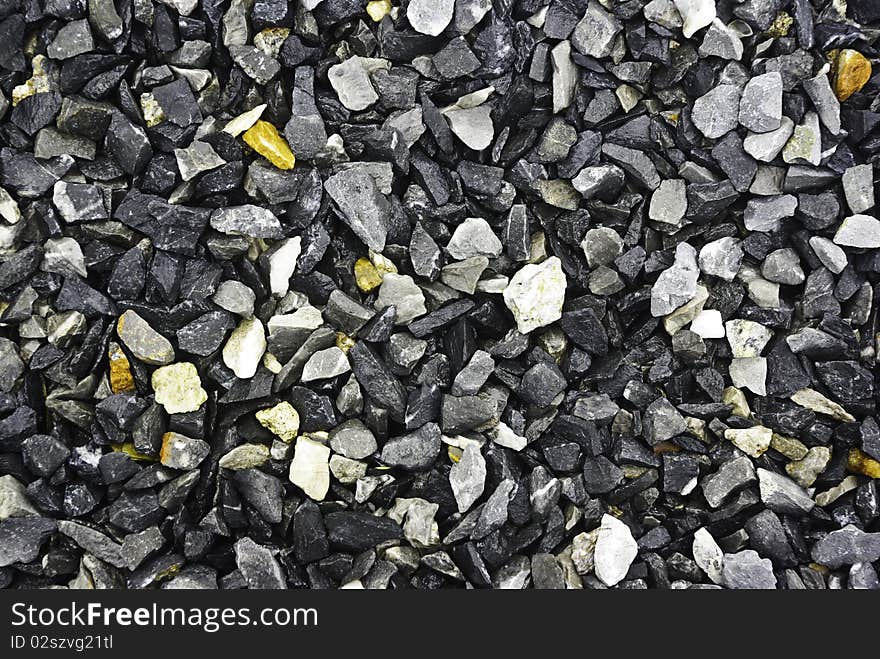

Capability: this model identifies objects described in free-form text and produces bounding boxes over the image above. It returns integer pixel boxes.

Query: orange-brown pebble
[108,342,135,393]
[834,49,872,102]
[848,448,880,479]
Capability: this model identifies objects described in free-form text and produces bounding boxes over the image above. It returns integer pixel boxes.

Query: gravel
[0,0,877,592]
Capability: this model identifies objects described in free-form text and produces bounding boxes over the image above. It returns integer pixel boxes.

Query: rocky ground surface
[0,0,879,590]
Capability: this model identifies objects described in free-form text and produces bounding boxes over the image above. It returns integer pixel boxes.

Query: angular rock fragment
[117,311,174,366]
[289,436,330,500]
[151,363,207,414]
[594,514,638,587]
[503,257,567,334]
[651,243,699,317]
[739,72,782,133]
[324,168,390,252]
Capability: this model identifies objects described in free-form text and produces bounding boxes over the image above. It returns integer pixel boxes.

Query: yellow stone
[537,327,567,362]
[256,401,300,442]
[263,352,283,373]
[448,446,462,463]
[848,448,880,479]
[151,362,208,414]
[140,92,165,127]
[108,342,135,393]
[366,0,392,21]
[833,49,872,102]
[254,28,290,57]
[722,386,751,418]
[111,442,155,462]
[766,12,793,38]
[685,417,706,442]
[622,465,649,479]
[354,257,382,292]
[770,432,808,461]
[12,55,50,106]
[336,332,355,353]
[242,120,296,170]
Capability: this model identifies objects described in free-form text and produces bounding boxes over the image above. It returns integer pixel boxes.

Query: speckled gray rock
[701,456,756,508]
[235,537,286,589]
[324,167,390,252]
[757,468,815,515]
[210,205,283,239]
[380,423,442,471]
[698,236,743,281]
[834,214,880,248]
[693,85,741,139]
[449,442,486,513]
[651,243,699,316]
[446,217,502,259]
[812,525,880,569]
[0,518,57,567]
[376,273,427,325]
[738,72,782,133]
[722,550,777,589]
[572,2,622,59]
[117,310,175,366]
[841,164,875,214]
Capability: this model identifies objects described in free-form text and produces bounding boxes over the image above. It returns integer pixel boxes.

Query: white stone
[745,277,780,309]
[151,362,208,414]
[690,309,725,338]
[728,357,767,396]
[222,317,266,379]
[724,425,772,458]
[664,284,708,335]
[673,0,715,38]
[725,319,772,357]
[301,347,350,382]
[268,306,323,334]
[289,437,330,500]
[0,187,21,224]
[551,40,576,114]
[446,217,502,259]
[743,117,795,162]
[692,527,724,584]
[443,105,494,151]
[791,388,856,423]
[503,256,567,334]
[375,273,427,324]
[268,236,301,296]
[328,57,384,111]
[644,0,682,28]
[490,422,527,451]
[174,141,225,181]
[41,237,87,277]
[809,236,847,274]
[449,442,486,514]
[0,475,38,520]
[156,0,198,16]
[651,242,699,317]
[408,0,454,36]
[222,104,267,137]
[594,514,638,587]
[649,179,687,225]
[834,214,880,249]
